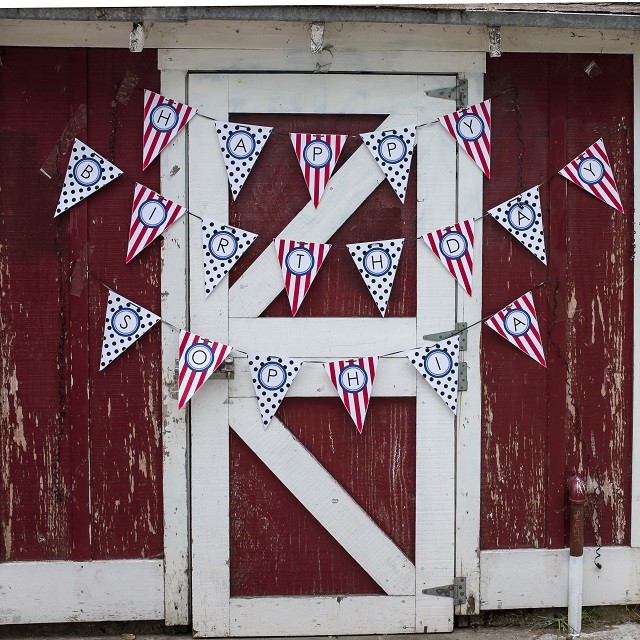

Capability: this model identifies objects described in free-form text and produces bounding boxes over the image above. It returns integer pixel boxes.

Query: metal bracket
[423,322,467,351]
[422,577,466,605]
[458,361,468,392]
[425,78,468,108]
[210,356,235,380]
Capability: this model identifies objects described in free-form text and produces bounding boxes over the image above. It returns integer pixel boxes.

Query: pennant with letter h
[484,291,546,367]
[323,356,379,433]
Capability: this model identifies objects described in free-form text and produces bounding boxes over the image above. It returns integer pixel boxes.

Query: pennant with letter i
[143,90,197,170]
[323,357,379,433]
[405,336,460,414]
[347,238,404,316]
[248,354,304,428]
[438,100,491,177]
[215,121,273,200]
[558,138,624,213]
[55,139,122,217]
[127,183,187,263]
[290,133,347,207]
[202,218,258,297]
[487,186,547,264]
[360,125,417,203]
[100,290,161,370]
[484,291,547,367]
[421,218,475,296]
[275,239,331,316]
[178,330,233,409]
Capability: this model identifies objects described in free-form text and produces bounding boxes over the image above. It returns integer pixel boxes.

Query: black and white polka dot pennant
[201,217,258,297]
[487,186,547,264]
[404,337,460,414]
[214,120,273,201]
[347,238,404,316]
[360,125,417,203]
[99,290,161,371]
[248,354,304,429]
[55,138,123,217]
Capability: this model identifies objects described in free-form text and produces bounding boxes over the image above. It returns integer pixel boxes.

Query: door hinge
[424,78,468,108]
[458,361,468,392]
[423,322,467,351]
[422,577,466,605]
[210,356,235,380]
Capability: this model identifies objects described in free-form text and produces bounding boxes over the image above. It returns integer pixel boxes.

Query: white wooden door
[188,73,459,637]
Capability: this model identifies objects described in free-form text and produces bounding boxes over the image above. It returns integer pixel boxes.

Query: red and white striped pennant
[290,133,347,207]
[323,356,379,433]
[143,90,197,170]
[438,99,491,177]
[178,329,233,409]
[275,239,331,316]
[484,291,546,367]
[558,138,624,213]
[421,218,475,296]
[126,183,187,263]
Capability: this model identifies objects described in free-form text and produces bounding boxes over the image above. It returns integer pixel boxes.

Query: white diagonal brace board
[229,401,416,595]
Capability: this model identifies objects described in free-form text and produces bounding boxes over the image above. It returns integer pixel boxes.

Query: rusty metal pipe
[567,475,586,637]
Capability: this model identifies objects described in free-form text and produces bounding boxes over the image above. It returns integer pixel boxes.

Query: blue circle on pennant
[185,343,215,372]
[439,231,468,260]
[455,113,484,142]
[338,364,368,394]
[111,308,141,337]
[257,362,287,391]
[362,248,392,277]
[504,308,531,337]
[227,130,256,160]
[577,156,605,184]
[378,135,407,164]
[73,158,102,187]
[423,349,453,378]
[138,199,168,228]
[150,103,179,132]
[209,231,238,260]
[303,139,332,169]
[285,247,315,276]
[507,202,536,231]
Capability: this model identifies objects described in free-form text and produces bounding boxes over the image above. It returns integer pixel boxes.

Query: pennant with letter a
[405,336,460,414]
[323,356,379,433]
[347,238,404,316]
[100,290,161,370]
[290,133,347,207]
[558,138,624,213]
[143,90,197,170]
[275,239,331,316]
[248,354,304,428]
[55,139,122,217]
[438,100,491,177]
[215,121,273,200]
[360,125,417,203]
[487,186,547,264]
[178,330,233,409]
[202,218,258,297]
[421,218,475,296]
[127,183,187,263]
[485,291,546,367]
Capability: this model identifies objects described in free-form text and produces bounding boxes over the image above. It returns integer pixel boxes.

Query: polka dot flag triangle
[99,290,161,371]
[178,329,233,409]
[487,186,547,264]
[360,125,417,203]
[484,290,547,367]
[55,138,123,218]
[201,217,258,297]
[215,120,273,201]
[347,238,405,316]
[248,354,304,429]
[404,336,460,414]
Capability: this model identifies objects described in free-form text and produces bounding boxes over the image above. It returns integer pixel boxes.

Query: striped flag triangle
[290,133,347,207]
[438,99,491,177]
[323,356,379,433]
[143,90,197,170]
[275,239,331,316]
[558,138,624,213]
[126,183,187,263]
[421,218,475,296]
[484,291,546,367]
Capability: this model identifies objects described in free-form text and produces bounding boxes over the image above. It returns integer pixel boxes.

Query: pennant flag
[290,133,347,207]
[485,291,546,367]
[248,354,304,428]
[178,330,233,409]
[487,186,547,264]
[54,139,122,217]
[215,121,273,200]
[558,138,624,213]
[275,239,331,316]
[143,90,197,170]
[323,356,379,433]
[202,218,258,297]
[126,183,187,263]
[347,238,404,316]
[404,336,460,414]
[438,100,491,177]
[360,125,417,203]
[421,218,475,296]
[100,290,161,370]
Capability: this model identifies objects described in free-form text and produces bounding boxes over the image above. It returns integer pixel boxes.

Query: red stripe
[513,299,542,343]
[143,90,156,118]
